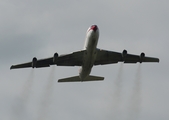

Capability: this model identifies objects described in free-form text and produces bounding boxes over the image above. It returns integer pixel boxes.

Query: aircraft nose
[91,25,98,32]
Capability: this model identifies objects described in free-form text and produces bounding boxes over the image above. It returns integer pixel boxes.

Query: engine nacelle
[140,52,145,63]
[122,49,127,61]
[32,57,37,68]
[53,52,58,64]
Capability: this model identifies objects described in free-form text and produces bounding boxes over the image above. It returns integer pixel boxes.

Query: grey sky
[0,0,169,120]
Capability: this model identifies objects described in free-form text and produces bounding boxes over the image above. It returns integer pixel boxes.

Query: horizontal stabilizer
[58,75,104,82]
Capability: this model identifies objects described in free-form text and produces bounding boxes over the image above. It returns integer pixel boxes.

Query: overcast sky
[0,0,169,120]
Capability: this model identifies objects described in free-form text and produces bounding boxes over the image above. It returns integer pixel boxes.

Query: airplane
[10,25,159,82]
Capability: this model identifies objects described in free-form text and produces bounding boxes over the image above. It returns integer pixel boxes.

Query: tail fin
[58,75,104,82]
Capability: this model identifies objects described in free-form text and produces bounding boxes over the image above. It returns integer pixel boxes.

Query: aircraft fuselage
[79,25,99,80]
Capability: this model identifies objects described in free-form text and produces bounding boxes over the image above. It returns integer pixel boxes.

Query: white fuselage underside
[79,26,99,80]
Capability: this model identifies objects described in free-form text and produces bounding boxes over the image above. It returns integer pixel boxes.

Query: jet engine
[32,57,37,68]
[122,50,127,61]
[140,52,145,63]
[53,52,58,64]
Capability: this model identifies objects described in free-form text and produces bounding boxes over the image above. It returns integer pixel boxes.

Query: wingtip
[10,65,14,70]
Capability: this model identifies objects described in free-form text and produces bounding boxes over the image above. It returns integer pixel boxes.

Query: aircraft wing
[10,50,85,69]
[56,50,85,66]
[94,49,159,65]
[10,57,54,69]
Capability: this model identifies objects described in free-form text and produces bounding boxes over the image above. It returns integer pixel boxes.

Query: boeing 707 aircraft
[10,25,159,82]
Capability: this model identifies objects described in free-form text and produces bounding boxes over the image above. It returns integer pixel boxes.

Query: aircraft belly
[79,48,97,80]
[79,29,99,80]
